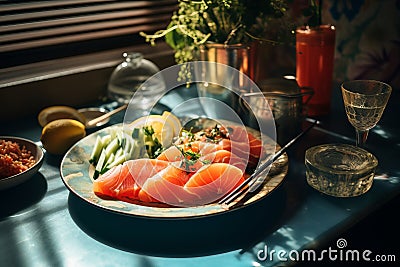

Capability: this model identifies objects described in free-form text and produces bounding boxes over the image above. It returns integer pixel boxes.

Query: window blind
[0,0,177,68]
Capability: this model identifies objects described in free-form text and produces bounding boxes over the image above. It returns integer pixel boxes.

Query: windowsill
[0,42,174,89]
[1,42,175,122]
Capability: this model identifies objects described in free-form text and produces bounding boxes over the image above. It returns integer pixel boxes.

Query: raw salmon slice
[184,163,244,205]
[218,134,262,168]
[93,158,169,202]
[157,141,219,162]
[139,164,200,206]
[156,145,182,162]
[228,125,263,161]
[157,142,247,173]
[93,159,245,207]
[200,149,247,173]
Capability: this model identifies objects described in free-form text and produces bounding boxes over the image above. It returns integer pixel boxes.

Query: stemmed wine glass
[341,80,392,147]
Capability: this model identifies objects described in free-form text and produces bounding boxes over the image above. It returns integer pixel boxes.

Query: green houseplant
[141,0,292,80]
[140,0,320,123]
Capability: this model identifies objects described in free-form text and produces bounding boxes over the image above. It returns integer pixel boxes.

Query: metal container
[196,43,256,121]
[241,78,313,145]
[199,43,255,81]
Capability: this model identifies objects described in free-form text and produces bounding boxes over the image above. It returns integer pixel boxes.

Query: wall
[256,0,400,92]
[324,0,400,90]
[0,45,175,123]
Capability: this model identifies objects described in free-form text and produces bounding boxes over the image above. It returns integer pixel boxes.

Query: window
[0,0,177,69]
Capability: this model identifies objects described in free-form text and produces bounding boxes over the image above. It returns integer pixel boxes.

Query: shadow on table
[43,153,64,168]
[67,186,287,257]
[0,173,48,220]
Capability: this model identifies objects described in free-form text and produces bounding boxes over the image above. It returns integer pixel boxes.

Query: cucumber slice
[105,152,115,167]
[104,138,119,161]
[106,154,127,169]
[117,131,126,147]
[89,135,103,164]
[101,134,112,145]
[115,147,124,158]
[132,128,141,139]
[94,149,106,179]
[131,128,145,159]
[123,135,132,153]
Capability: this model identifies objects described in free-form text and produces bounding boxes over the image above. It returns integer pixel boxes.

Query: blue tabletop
[1,85,399,267]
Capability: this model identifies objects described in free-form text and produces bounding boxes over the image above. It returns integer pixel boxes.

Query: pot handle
[299,86,314,105]
[299,86,314,118]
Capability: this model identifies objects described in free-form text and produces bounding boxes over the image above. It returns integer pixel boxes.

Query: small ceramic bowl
[78,107,109,129]
[0,136,44,190]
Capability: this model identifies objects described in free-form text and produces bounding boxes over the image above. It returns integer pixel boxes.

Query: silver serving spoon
[85,104,127,128]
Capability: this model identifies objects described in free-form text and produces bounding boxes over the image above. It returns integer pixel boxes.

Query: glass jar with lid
[107,52,165,110]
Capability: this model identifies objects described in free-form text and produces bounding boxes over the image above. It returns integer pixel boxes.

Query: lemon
[129,115,175,147]
[161,111,182,137]
[41,119,86,155]
[38,106,86,127]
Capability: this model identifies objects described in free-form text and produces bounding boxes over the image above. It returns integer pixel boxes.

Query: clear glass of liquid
[341,80,391,147]
[107,52,166,113]
[305,144,378,197]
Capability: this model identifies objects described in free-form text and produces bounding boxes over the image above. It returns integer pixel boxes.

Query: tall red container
[296,25,336,116]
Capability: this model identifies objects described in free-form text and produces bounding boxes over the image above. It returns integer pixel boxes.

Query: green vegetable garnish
[176,146,211,172]
[143,125,164,159]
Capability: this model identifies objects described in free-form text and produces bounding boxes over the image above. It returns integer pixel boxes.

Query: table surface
[1,84,399,267]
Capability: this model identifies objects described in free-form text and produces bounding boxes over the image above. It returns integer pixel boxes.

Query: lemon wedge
[161,111,182,137]
[129,115,175,147]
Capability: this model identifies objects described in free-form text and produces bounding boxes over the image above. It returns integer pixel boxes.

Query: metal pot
[241,78,313,145]
[196,43,256,120]
[199,43,256,81]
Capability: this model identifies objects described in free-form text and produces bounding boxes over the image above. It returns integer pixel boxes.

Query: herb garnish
[200,124,229,143]
[180,128,196,143]
[143,126,164,159]
[176,146,211,172]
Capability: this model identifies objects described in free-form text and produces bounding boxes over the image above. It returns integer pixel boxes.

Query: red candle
[296,25,336,116]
